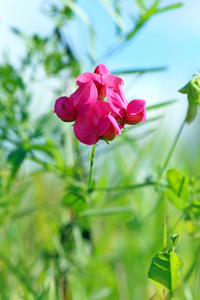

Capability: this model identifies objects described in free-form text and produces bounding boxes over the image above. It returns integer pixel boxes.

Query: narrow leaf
[80,205,133,217]
[112,66,166,75]
[156,3,183,14]
[146,99,178,111]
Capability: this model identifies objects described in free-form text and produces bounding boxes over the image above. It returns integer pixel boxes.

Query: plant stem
[94,181,167,192]
[194,140,200,181]
[158,118,185,179]
[88,144,96,190]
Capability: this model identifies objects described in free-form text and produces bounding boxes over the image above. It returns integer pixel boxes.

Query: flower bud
[179,73,200,122]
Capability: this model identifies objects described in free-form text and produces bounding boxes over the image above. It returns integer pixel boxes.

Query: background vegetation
[0,0,200,299]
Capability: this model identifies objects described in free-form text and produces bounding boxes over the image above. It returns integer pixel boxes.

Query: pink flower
[107,86,146,125]
[54,81,97,122]
[54,63,147,145]
[74,101,121,145]
[75,63,124,100]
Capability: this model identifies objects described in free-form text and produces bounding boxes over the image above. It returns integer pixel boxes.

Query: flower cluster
[54,63,146,145]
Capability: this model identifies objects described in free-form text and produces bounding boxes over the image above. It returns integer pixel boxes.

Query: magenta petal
[98,116,110,137]
[74,100,113,145]
[119,121,125,129]
[98,115,121,136]
[109,115,121,135]
[101,74,124,88]
[94,63,110,75]
[95,100,111,116]
[75,72,101,86]
[54,96,76,122]
[127,99,146,114]
[125,99,146,125]
[106,87,127,119]
[74,107,100,145]
[70,81,98,116]
[98,115,121,141]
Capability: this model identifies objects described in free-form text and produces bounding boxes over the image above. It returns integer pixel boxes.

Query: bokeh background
[0,0,200,299]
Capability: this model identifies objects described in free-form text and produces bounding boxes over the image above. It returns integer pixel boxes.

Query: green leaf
[112,66,167,75]
[63,192,87,213]
[7,147,27,177]
[170,234,181,249]
[146,99,178,111]
[165,188,185,211]
[148,250,183,292]
[149,292,164,299]
[167,169,189,204]
[149,293,179,299]
[136,115,163,126]
[156,3,183,14]
[7,148,26,165]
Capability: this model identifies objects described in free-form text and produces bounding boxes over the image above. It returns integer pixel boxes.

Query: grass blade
[112,66,167,75]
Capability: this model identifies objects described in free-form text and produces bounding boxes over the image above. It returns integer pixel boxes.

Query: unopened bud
[179,73,200,122]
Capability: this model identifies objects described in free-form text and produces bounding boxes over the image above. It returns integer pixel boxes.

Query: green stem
[88,144,97,190]
[194,140,200,181]
[94,181,167,192]
[158,118,185,179]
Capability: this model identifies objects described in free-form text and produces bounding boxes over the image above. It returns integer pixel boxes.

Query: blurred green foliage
[1,0,200,300]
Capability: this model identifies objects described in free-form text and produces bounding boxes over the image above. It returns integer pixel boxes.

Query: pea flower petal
[54,81,97,122]
[75,63,124,100]
[74,101,121,145]
[106,87,127,119]
[54,96,75,122]
[107,87,146,125]
[124,99,146,125]
[94,63,110,75]
[70,81,98,115]
[98,115,121,141]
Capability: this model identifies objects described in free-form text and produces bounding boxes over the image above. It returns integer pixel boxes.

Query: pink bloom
[54,63,147,146]
[54,81,97,122]
[74,101,121,145]
[75,63,124,100]
[94,63,110,75]
[107,87,146,125]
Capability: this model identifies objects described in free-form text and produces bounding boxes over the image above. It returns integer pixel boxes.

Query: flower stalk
[158,118,186,179]
[88,143,97,190]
